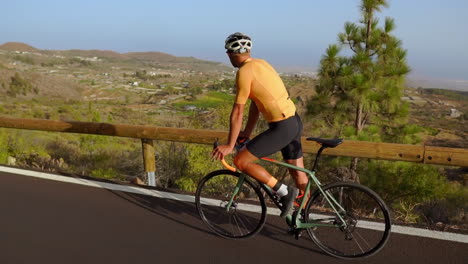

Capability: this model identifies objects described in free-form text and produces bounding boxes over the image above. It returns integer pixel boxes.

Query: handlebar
[213,137,249,172]
[221,159,237,172]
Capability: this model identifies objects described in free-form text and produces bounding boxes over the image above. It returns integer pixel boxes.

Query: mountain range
[1,42,467,91]
[0,42,225,66]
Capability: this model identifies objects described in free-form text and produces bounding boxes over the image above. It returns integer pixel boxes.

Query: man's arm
[212,65,251,160]
[212,103,245,160]
[241,102,259,138]
[227,103,245,148]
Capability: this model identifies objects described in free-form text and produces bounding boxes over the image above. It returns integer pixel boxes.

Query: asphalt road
[0,170,467,264]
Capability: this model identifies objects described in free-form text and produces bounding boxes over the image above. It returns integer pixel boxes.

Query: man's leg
[285,157,310,210]
[285,157,308,193]
[234,148,279,188]
[234,148,298,217]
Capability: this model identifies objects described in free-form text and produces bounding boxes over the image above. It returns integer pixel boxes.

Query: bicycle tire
[304,182,391,259]
[195,170,267,239]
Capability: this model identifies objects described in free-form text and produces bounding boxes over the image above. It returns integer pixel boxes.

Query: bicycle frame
[225,152,348,230]
[204,138,391,258]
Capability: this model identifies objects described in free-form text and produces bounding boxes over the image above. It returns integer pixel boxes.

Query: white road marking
[1,165,467,244]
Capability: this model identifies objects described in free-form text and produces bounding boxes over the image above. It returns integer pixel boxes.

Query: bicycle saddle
[306,137,343,148]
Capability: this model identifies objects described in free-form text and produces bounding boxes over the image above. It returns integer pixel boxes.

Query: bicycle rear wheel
[195,170,267,239]
[304,182,391,259]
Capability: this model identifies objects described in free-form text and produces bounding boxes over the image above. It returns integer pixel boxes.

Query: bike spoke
[228,214,236,235]
[353,229,372,250]
[234,215,248,235]
[196,171,266,239]
[237,212,253,230]
[346,232,364,254]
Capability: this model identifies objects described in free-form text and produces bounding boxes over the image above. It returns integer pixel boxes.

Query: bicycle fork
[225,173,246,212]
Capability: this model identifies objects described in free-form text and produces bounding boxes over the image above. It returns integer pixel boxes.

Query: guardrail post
[141,138,156,187]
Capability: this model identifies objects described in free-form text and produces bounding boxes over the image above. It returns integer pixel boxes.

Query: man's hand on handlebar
[211,136,250,160]
[211,137,249,172]
[211,144,234,160]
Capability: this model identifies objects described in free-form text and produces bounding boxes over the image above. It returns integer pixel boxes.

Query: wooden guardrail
[0,116,467,184]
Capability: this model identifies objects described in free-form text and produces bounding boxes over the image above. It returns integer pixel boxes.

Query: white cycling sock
[276,184,288,197]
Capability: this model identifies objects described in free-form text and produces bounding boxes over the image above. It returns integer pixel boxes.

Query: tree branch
[370,48,380,57]
[362,111,369,127]
[324,115,334,127]
[349,42,358,54]
[344,41,358,54]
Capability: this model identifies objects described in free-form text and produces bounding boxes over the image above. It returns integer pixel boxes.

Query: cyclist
[212,32,307,217]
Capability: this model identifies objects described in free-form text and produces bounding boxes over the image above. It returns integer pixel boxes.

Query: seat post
[311,146,326,172]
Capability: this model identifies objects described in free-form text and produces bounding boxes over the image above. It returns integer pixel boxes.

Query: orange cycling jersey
[235,58,296,122]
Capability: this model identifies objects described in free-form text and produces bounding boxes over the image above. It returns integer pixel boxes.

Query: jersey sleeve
[234,65,253,105]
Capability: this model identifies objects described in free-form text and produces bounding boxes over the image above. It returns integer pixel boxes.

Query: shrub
[357,160,466,224]
[0,130,9,164]
[14,55,35,65]
[8,73,37,97]
[91,168,118,179]
[155,141,190,188]
[360,161,447,205]
[417,183,467,227]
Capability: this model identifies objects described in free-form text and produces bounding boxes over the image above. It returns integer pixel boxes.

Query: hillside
[0,41,233,102]
[126,52,194,63]
[0,67,84,99]
[0,42,40,53]
[50,49,126,60]
[404,88,468,148]
[0,42,227,70]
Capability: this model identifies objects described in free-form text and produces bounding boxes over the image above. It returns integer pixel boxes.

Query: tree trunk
[350,157,360,183]
[349,8,374,184]
[351,102,364,183]
[355,102,364,132]
[365,11,372,53]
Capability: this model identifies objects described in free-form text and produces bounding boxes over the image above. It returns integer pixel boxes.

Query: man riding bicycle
[212,32,307,217]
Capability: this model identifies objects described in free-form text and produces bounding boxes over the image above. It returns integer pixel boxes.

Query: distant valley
[0,41,465,149]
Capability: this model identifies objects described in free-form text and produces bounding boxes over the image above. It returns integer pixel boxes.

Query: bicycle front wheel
[195,170,267,239]
[304,182,391,259]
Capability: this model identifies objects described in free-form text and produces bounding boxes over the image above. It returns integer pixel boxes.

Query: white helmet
[225,32,252,54]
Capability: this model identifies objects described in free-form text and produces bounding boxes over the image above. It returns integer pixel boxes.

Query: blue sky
[2,0,468,82]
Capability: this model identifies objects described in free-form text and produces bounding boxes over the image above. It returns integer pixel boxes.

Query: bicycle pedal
[294,229,304,240]
[272,194,281,204]
[287,227,304,240]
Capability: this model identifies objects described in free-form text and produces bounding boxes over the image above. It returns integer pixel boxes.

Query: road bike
[195,137,391,259]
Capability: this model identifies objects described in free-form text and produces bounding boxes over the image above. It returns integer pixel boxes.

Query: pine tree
[309,0,410,180]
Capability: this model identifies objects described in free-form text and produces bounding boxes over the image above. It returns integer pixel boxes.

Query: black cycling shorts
[246,113,303,160]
